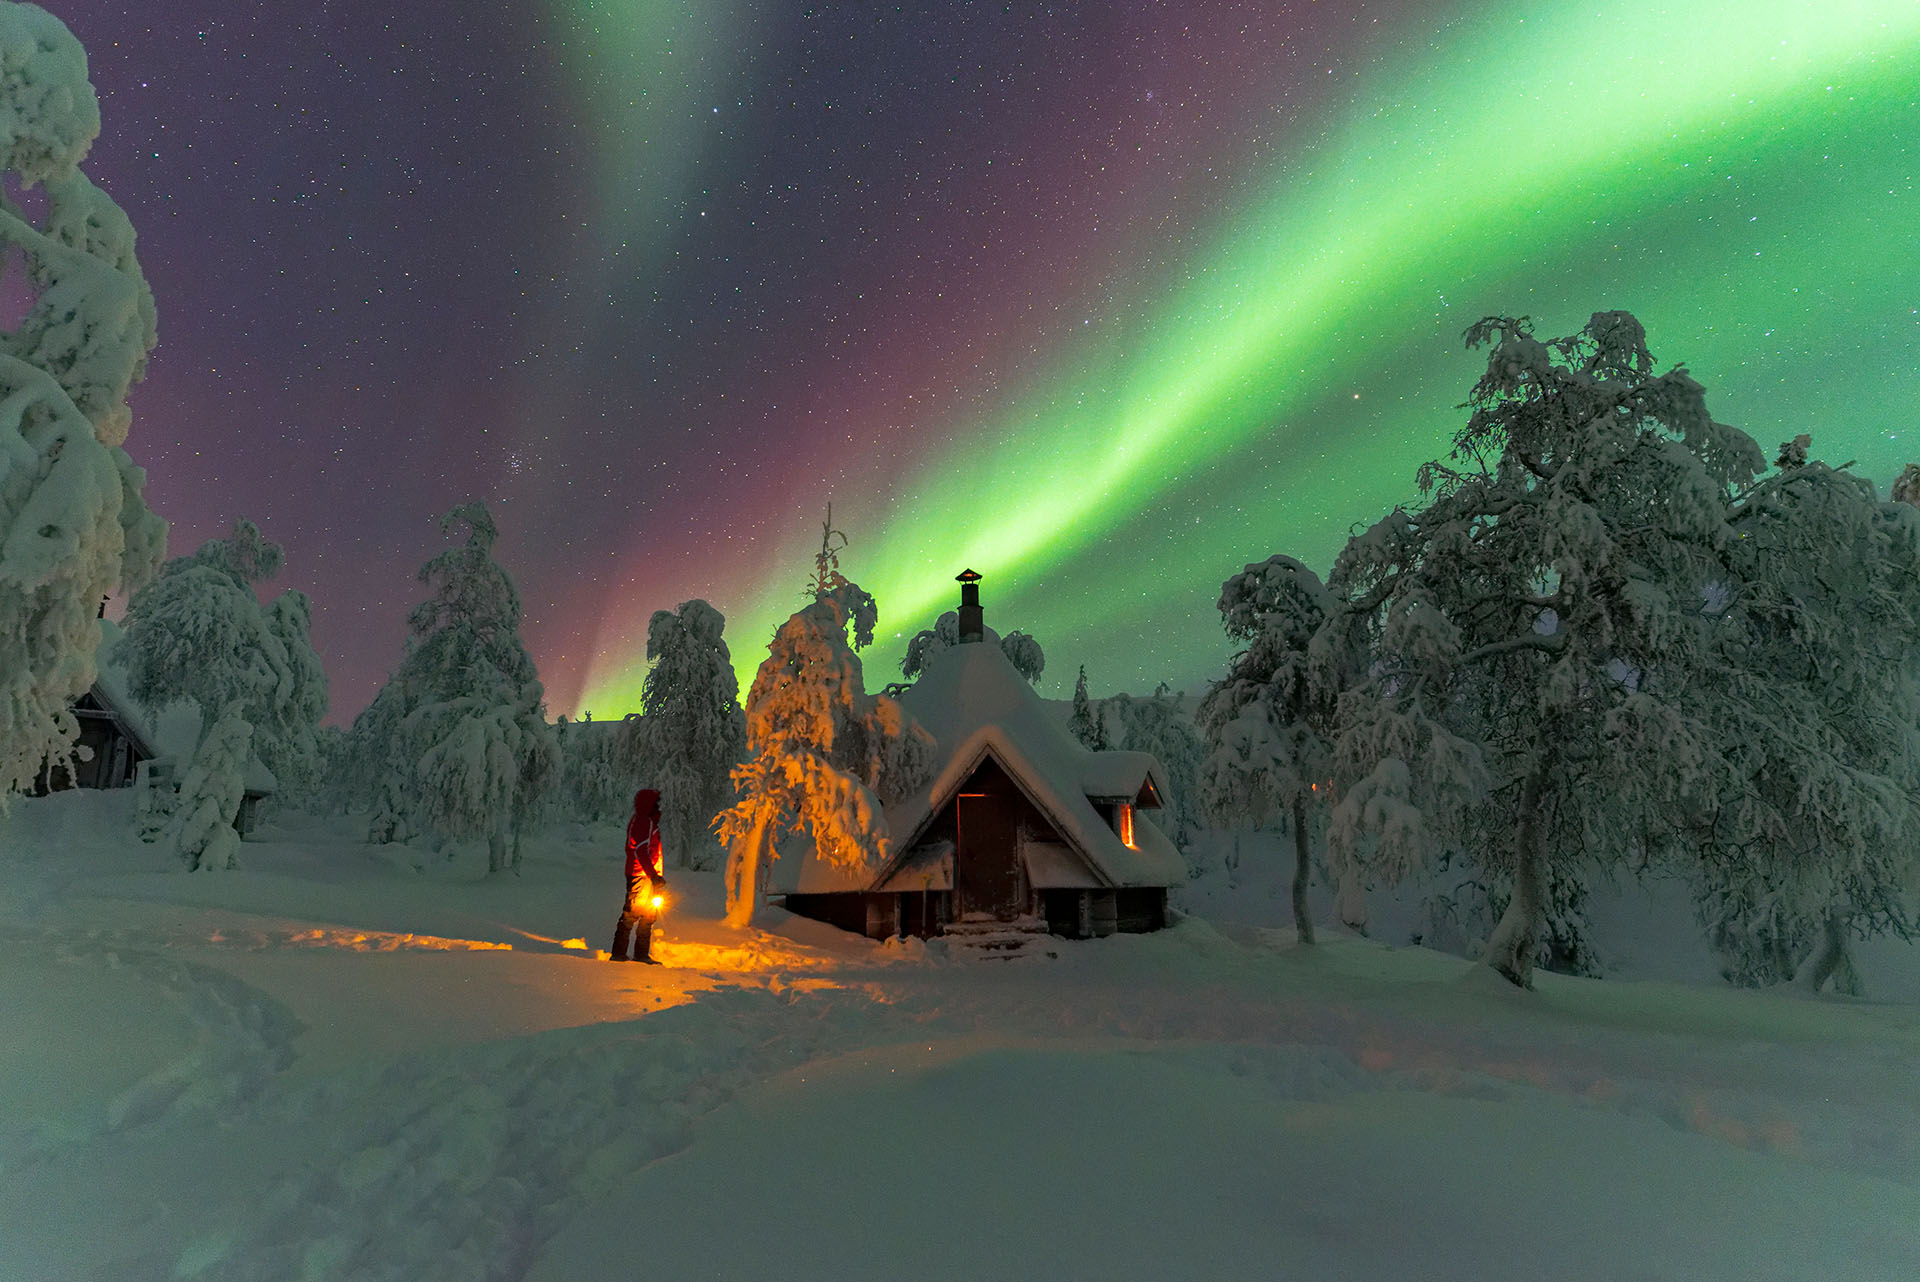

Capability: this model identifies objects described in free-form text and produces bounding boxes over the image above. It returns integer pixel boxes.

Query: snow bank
[2,791,1917,1280]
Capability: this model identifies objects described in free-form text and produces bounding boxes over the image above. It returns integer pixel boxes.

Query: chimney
[956,568,984,643]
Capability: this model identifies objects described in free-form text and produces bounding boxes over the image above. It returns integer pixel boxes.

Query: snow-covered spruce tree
[0,4,163,798]
[308,723,352,816]
[806,505,877,650]
[343,681,408,841]
[1068,664,1109,750]
[1197,555,1342,942]
[551,714,634,826]
[1326,312,1763,988]
[119,519,328,853]
[1891,462,1920,509]
[256,588,328,805]
[119,518,281,760]
[1687,441,1920,992]
[900,610,1046,684]
[366,502,558,872]
[120,520,327,777]
[163,707,250,871]
[1103,685,1203,846]
[641,599,746,869]
[716,556,935,928]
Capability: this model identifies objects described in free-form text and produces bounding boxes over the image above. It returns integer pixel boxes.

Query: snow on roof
[1021,840,1101,890]
[873,840,953,893]
[771,640,1184,896]
[1080,750,1165,806]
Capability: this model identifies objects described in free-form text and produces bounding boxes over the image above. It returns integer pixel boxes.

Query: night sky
[53,0,1920,723]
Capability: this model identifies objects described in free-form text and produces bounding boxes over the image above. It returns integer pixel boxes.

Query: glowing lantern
[1118,802,1136,849]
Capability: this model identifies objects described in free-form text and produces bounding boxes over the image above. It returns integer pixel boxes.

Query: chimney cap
[955,568,982,583]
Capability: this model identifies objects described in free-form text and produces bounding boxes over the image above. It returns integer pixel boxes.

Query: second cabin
[770,570,1185,941]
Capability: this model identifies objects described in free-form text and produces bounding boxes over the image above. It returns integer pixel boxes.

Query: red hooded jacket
[625,789,665,881]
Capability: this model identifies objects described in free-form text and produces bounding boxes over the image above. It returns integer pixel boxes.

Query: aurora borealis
[60,1,1920,721]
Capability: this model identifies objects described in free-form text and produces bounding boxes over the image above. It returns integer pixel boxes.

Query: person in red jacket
[611,788,667,962]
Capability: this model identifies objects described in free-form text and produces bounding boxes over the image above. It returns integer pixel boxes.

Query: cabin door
[955,793,1023,920]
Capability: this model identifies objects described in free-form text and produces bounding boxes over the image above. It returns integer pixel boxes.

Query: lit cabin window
[1118,802,1136,849]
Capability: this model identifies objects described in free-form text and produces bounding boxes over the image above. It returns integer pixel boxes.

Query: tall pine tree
[356,502,557,873]
[640,598,745,869]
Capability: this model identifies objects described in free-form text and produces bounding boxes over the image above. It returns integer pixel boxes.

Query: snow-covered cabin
[772,573,1186,941]
[35,622,276,834]
[31,671,156,793]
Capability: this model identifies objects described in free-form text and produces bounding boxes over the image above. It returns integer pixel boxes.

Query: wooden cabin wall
[954,756,1078,922]
[31,704,143,794]
[1115,888,1166,933]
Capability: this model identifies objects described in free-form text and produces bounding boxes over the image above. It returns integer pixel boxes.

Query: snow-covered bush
[0,3,163,798]
[354,502,558,873]
[640,599,745,869]
[717,576,935,928]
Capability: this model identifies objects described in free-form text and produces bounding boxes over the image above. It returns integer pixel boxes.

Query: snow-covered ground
[3,791,1917,1281]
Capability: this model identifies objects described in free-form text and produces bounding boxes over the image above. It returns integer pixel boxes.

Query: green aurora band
[580,0,1920,711]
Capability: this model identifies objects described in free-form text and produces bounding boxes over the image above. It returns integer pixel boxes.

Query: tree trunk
[724,809,772,929]
[1483,764,1550,988]
[486,827,508,875]
[1793,914,1851,994]
[1291,795,1315,945]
